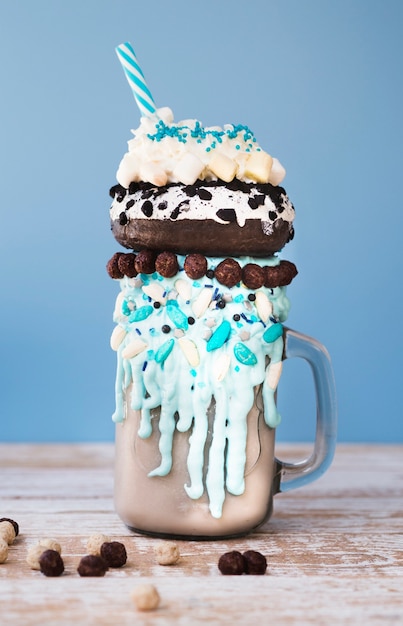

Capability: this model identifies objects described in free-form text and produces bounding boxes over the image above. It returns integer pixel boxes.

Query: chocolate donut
[110,180,295,257]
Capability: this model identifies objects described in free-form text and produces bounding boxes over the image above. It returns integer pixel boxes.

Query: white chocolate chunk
[139,162,168,186]
[142,283,167,304]
[178,337,200,367]
[208,152,237,182]
[110,326,127,351]
[255,291,273,323]
[268,157,286,185]
[192,288,213,318]
[267,361,283,389]
[174,153,204,185]
[244,151,273,183]
[122,338,148,359]
[213,353,231,382]
[175,278,192,302]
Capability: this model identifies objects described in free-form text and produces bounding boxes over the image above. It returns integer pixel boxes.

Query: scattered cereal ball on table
[39,538,62,554]
[100,541,127,568]
[131,584,160,611]
[39,549,65,577]
[0,518,19,538]
[77,555,109,577]
[86,533,111,556]
[0,538,9,563]
[243,550,267,575]
[154,541,180,565]
[0,521,16,545]
[218,550,246,575]
[26,539,62,570]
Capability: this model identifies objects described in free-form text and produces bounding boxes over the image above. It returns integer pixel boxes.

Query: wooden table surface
[0,443,402,625]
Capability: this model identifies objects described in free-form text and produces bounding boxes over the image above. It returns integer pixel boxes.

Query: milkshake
[107,43,336,538]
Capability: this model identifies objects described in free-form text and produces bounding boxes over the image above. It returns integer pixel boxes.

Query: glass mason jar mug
[114,327,337,539]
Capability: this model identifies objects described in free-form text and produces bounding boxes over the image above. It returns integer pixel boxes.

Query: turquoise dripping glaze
[112,255,290,518]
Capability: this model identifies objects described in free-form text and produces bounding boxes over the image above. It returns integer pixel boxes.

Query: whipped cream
[116,107,286,188]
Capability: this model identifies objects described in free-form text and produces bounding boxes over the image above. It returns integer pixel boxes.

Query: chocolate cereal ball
[218,550,246,575]
[39,549,65,577]
[134,249,157,274]
[242,263,265,289]
[155,251,179,278]
[117,253,138,278]
[243,550,267,575]
[77,554,109,577]
[184,253,208,280]
[100,541,127,568]
[214,258,242,288]
[106,252,124,279]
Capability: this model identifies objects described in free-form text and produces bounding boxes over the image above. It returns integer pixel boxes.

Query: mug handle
[273,327,337,494]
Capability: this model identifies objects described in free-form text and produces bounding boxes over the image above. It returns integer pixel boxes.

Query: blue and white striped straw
[115,42,156,117]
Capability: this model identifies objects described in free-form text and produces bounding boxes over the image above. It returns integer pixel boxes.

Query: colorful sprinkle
[155,338,175,364]
[263,323,284,343]
[128,305,153,322]
[206,320,231,352]
[233,343,257,366]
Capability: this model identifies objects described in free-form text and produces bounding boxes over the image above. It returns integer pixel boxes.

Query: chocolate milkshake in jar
[107,43,337,539]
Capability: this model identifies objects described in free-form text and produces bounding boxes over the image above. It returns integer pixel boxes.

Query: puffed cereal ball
[131,584,160,611]
[154,541,180,565]
[86,533,111,556]
[0,538,9,563]
[0,521,16,545]
[26,539,62,570]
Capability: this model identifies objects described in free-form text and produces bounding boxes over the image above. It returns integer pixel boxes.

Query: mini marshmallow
[244,151,273,183]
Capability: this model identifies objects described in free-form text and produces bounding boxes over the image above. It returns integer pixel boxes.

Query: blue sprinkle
[240,312,254,325]
[135,328,142,335]
[142,361,148,371]
[204,284,214,288]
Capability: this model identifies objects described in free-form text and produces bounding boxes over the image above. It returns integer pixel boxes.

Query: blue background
[1,0,402,443]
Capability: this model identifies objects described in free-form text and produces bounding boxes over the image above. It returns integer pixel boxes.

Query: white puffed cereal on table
[154,541,180,566]
[131,583,160,611]
[0,521,16,545]
[26,539,62,570]
[86,533,111,556]
[0,538,9,563]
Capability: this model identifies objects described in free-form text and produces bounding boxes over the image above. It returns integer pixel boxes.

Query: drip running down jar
[114,328,337,539]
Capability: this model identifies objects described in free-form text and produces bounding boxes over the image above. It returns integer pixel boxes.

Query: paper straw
[115,42,156,117]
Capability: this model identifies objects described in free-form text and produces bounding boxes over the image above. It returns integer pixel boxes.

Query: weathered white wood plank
[0,443,402,625]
